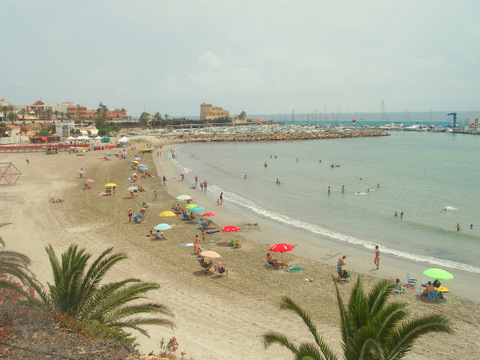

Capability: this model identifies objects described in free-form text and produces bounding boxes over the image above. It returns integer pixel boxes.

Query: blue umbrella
[126,186,138,191]
[139,166,149,170]
[154,223,172,231]
[190,206,205,211]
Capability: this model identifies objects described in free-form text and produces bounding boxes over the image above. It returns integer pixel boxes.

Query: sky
[2,0,479,118]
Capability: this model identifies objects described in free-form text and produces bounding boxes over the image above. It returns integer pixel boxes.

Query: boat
[403,124,428,131]
[139,148,155,153]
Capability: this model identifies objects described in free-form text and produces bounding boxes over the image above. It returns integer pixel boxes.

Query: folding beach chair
[406,273,417,287]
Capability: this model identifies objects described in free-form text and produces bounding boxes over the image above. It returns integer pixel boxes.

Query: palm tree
[21,244,174,337]
[18,108,27,122]
[263,277,452,360]
[0,224,33,291]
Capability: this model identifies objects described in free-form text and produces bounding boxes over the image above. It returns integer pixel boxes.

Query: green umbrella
[423,268,454,280]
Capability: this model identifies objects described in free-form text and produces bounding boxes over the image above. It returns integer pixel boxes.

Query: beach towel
[207,230,220,234]
[179,243,194,247]
[287,266,305,273]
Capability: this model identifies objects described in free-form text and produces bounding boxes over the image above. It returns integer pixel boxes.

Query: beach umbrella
[186,204,198,210]
[269,243,295,253]
[176,194,192,201]
[159,211,176,217]
[423,268,454,280]
[221,225,241,232]
[154,223,172,231]
[269,243,295,264]
[202,212,217,217]
[126,186,138,191]
[104,183,117,187]
[138,164,147,167]
[190,206,205,212]
[200,250,221,259]
[85,179,95,183]
[139,166,149,170]
[132,160,139,164]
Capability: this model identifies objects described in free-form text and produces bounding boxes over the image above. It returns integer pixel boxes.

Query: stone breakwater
[180,129,389,142]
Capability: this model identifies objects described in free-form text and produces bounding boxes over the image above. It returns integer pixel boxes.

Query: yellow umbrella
[104,183,117,187]
[132,160,139,164]
[186,204,198,210]
[159,211,176,217]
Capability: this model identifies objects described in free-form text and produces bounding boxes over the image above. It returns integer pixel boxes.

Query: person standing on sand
[195,175,198,185]
[163,176,167,186]
[374,245,380,269]
[128,209,133,223]
[153,190,158,200]
[219,192,223,205]
[201,230,206,243]
[337,255,346,272]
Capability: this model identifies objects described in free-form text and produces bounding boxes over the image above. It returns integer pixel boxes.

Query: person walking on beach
[163,176,167,186]
[337,255,346,272]
[341,185,345,194]
[128,209,133,223]
[195,175,198,185]
[203,180,207,193]
[219,192,223,205]
[26,158,30,165]
[374,245,380,269]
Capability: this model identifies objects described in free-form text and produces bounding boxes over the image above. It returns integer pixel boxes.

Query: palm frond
[263,331,301,355]
[384,315,453,359]
[280,297,337,360]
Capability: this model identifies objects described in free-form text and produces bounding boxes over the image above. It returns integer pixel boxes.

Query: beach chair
[406,273,417,287]
[392,283,403,295]
[198,257,212,274]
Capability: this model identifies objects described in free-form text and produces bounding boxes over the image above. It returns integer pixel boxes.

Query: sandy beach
[1,137,479,359]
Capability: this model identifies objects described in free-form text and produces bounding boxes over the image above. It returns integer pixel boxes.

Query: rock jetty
[180,129,389,142]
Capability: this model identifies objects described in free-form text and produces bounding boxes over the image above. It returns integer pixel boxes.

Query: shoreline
[1,137,479,359]
[160,140,480,302]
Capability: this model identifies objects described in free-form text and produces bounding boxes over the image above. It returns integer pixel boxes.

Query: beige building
[200,103,230,120]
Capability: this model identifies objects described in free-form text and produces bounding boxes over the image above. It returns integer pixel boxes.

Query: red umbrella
[221,225,241,232]
[203,212,217,217]
[269,243,295,265]
[269,243,295,253]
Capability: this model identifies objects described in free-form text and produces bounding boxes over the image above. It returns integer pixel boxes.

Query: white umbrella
[176,195,192,201]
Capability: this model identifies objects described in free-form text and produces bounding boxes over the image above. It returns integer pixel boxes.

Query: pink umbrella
[138,164,147,167]
[203,212,217,217]
[200,250,221,259]
[221,225,241,232]
[85,179,95,183]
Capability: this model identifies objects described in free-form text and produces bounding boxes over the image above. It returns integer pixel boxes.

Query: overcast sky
[2,0,479,118]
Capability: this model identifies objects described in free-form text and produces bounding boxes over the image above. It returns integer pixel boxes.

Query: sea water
[170,131,480,274]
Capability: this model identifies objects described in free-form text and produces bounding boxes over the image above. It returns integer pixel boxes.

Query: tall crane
[447,113,457,128]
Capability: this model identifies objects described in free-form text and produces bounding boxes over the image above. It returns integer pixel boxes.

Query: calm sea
[170,131,480,274]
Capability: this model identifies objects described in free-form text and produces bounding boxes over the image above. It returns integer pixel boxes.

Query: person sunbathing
[199,257,212,271]
[215,262,229,276]
[266,253,278,267]
[420,281,436,299]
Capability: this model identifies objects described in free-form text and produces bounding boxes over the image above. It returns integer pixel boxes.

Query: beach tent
[118,136,130,143]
